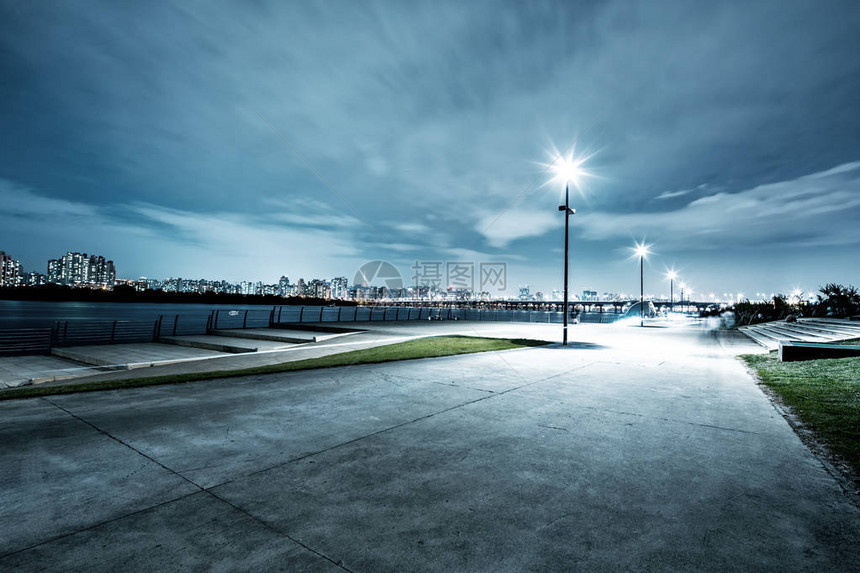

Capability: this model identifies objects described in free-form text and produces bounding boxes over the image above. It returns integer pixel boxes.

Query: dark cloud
[1,0,859,294]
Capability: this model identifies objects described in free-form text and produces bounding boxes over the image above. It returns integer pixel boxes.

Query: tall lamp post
[559,184,575,345]
[634,242,650,327]
[549,153,588,346]
[666,269,677,313]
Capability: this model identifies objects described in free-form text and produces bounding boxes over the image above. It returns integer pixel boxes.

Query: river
[0,300,280,328]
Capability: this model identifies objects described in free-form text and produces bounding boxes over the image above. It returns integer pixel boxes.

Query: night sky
[2,1,859,299]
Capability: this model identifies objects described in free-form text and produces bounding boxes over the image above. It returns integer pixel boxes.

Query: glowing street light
[665,269,677,312]
[548,149,591,346]
[633,241,651,327]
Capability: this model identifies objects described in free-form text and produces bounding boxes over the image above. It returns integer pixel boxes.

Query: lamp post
[634,242,650,327]
[548,151,588,346]
[666,269,677,313]
[559,185,575,345]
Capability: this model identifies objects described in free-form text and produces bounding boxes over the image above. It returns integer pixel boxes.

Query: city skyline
[0,247,830,304]
[1,2,859,296]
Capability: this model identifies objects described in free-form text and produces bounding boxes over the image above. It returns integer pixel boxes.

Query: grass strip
[1,335,549,401]
[740,353,860,475]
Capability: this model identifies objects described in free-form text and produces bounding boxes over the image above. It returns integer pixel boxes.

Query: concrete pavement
[1,322,858,571]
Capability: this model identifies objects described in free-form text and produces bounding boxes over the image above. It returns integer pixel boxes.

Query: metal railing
[0,305,618,356]
[0,327,54,356]
[268,305,613,325]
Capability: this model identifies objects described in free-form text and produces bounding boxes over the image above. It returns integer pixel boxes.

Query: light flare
[541,143,597,192]
[631,240,651,260]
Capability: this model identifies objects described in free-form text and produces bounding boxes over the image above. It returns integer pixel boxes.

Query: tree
[817,283,860,318]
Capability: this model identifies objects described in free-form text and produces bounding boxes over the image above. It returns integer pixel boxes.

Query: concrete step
[52,347,137,367]
[272,323,365,334]
[738,327,779,350]
[52,342,231,367]
[799,320,860,338]
[212,329,312,344]
[159,335,257,354]
[741,326,786,342]
[800,317,860,326]
[778,321,853,338]
[756,324,829,342]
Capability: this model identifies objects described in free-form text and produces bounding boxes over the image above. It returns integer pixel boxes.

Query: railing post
[243,309,248,328]
[338,306,342,321]
[278,306,283,323]
[299,306,304,323]
[354,306,358,321]
[155,315,163,340]
[173,315,179,336]
[269,307,275,326]
[110,320,117,343]
[319,307,324,322]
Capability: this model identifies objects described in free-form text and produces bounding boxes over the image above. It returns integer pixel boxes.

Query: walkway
[1,322,858,571]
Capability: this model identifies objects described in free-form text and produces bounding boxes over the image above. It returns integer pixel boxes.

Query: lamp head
[633,240,651,259]
[543,144,595,192]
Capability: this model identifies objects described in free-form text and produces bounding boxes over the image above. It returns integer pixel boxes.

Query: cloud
[0,180,370,281]
[655,189,691,200]
[2,1,860,293]
[576,162,860,249]
[476,208,561,248]
[0,179,99,219]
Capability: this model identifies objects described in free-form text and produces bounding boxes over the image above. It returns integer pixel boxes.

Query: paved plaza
[1,322,858,571]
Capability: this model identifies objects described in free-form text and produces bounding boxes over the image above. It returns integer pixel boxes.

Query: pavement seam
[41,397,207,492]
[0,491,201,561]
[209,361,595,490]
[202,489,355,572]
[18,400,355,570]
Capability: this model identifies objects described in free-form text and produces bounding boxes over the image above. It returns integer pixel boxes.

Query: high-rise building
[0,251,23,287]
[309,279,327,298]
[25,272,47,286]
[163,277,183,292]
[331,276,348,299]
[47,252,116,287]
[278,276,291,297]
[47,259,60,283]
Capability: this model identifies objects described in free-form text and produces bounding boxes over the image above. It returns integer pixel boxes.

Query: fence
[0,305,618,356]
[269,306,618,325]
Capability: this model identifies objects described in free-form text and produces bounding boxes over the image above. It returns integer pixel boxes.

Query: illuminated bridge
[362,299,723,314]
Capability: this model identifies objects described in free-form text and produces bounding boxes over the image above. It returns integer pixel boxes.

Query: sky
[1,0,859,300]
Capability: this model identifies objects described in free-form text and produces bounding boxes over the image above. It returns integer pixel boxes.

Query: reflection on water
[0,300,277,328]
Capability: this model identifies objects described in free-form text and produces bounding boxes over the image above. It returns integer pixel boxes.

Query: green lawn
[740,353,860,475]
[1,335,549,401]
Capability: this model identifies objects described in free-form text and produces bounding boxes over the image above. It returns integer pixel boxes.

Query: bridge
[362,299,723,314]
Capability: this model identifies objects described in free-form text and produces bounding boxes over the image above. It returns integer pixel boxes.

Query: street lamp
[634,241,650,327]
[665,269,677,312]
[549,152,589,346]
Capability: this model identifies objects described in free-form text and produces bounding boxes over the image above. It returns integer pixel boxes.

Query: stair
[739,318,860,350]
